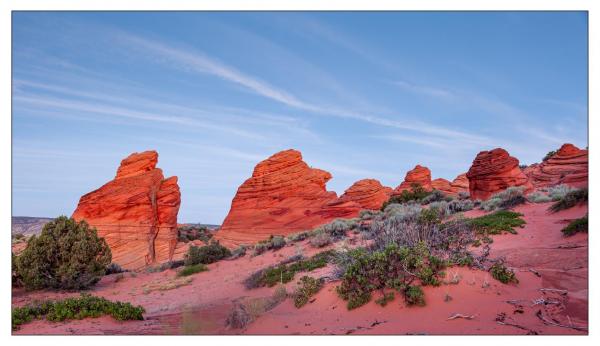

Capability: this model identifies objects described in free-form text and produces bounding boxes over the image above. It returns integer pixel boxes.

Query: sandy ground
[12,202,588,335]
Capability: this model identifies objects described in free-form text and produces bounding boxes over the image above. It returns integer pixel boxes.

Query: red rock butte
[337,179,393,210]
[393,164,432,194]
[450,173,469,194]
[466,148,533,200]
[524,143,588,189]
[72,151,181,270]
[215,149,385,248]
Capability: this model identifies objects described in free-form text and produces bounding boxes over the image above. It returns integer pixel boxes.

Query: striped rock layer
[215,150,393,247]
[524,143,588,189]
[72,151,180,270]
[466,148,533,200]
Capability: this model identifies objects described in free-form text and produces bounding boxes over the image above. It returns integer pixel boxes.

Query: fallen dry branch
[531,297,561,307]
[447,313,476,320]
[535,310,587,332]
[539,288,568,295]
[528,268,541,277]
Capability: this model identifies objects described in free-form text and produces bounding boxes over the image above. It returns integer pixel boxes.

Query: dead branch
[447,313,476,320]
[539,288,568,295]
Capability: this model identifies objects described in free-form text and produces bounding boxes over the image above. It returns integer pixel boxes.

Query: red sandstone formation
[393,165,432,194]
[450,173,469,194]
[524,144,588,189]
[431,178,454,195]
[215,150,362,247]
[337,179,393,210]
[466,148,533,200]
[72,151,181,270]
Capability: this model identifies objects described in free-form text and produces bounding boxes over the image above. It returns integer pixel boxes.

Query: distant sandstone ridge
[72,151,181,270]
[68,143,587,266]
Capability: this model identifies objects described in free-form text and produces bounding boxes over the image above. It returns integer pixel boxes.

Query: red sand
[12,202,587,335]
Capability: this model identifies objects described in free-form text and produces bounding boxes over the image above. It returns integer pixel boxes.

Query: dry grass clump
[141,276,193,294]
[226,285,287,329]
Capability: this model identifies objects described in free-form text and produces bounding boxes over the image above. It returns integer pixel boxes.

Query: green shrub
[375,292,395,307]
[244,250,335,289]
[421,190,451,205]
[286,231,309,242]
[336,243,443,310]
[177,225,212,243]
[447,199,474,213]
[12,293,144,330]
[527,191,552,203]
[547,184,577,201]
[404,285,425,306]
[480,187,526,211]
[490,262,518,284]
[229,245,247,259]
[381,183,431,210]
[184,240,231,266]
[309,231,332,248]
[561,216,588,236]
[543,150,557,161]
[549,188,588,213]
[293,276,324,308]
[468,210,526,235]
[252,235,287,256]
[15,216,111,290]
[177,263,208,277]
[358,209,382,220]
[450,252,474,267]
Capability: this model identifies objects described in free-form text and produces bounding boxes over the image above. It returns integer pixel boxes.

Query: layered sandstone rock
[431,178,454,195]
[450,173,469,194]
[466,148,533,200]
[337,179,392,210]
[72,151,181,270]
[393,165,432,194]
[525,144,588,189]
[215,150,361,247]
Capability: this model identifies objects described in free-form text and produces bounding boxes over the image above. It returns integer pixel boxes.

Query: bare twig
[539,288,568,295]
[447,313,476,320]
[528,268,541,277]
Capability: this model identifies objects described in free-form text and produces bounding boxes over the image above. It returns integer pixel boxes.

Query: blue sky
[12,12,588,223]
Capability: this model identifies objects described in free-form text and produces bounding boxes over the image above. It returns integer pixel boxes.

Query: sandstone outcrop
[215,150,362,247]
[450,173,469,194]
[393,165,432,194]
[337,179,392,210]
[431,178,454,195]
[466,148,533,200]
[524,144,588,189]
[72,151,181,270]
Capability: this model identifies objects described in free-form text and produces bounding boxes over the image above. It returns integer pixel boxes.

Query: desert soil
[12,202,588,335]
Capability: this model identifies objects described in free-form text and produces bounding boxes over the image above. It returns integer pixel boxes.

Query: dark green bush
[15,216,111,290]
[375,292,395,307]
[549,188,588,213]
[468,210,526,235]
[404,286,425,306]
[184,240,231,266]
[381,183,431,210]
[543,150,557,161]
[177,225,212,243]
[561,215,588,236]
[490,262,518,284]
[293,276,324,308]
[12,293,144,330]
[177,263,208,277]
[244,250,335,289]
[336,243,444,310]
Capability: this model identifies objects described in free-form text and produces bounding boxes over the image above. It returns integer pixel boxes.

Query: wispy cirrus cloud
[118,33,491,146]
[390,80,455,100]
